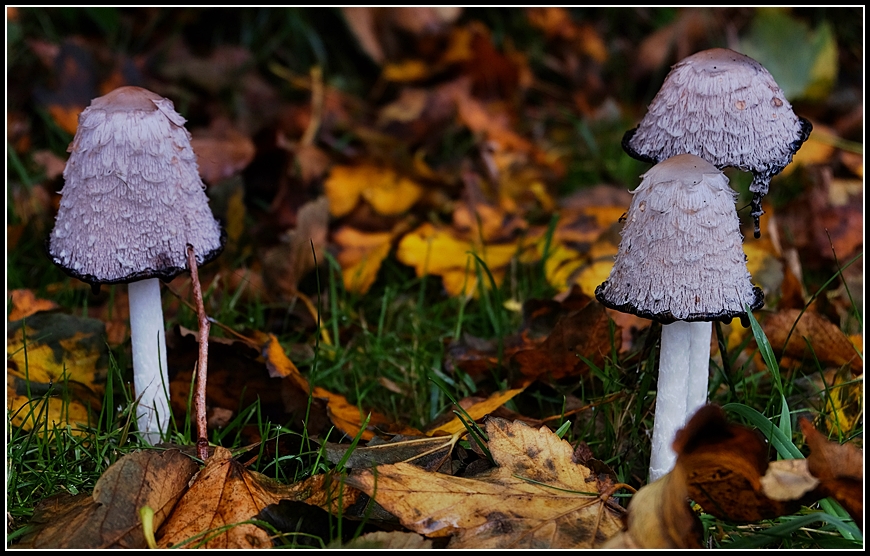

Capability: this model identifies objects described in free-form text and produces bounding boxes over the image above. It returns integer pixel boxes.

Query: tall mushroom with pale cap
[622,48,812,238]
[595,153,763,482]
[48,86,225,444]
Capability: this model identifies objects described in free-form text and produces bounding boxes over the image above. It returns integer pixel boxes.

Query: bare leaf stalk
[187,244,211,461]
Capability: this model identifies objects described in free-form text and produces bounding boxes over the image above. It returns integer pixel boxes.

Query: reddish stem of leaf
[187,245,211,461]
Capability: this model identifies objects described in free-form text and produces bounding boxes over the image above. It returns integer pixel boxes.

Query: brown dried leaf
[801,418,864,528]
[346,417,626,548]
[679,405,810,522]
[602,465,701,549]
[18,449,198,548]
[190,119,256,184]
[158,447,283,548]
[261,196,330,300]
[763,309,863,374]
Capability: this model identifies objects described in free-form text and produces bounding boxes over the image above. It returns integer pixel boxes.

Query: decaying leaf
[346,417,626,548]
[159,448,361,549]
[7,289,59,321]
[324,432,462,472]
[763,309,863,374]
[331,530,433,549]
[801,418,864,528]
[602,464,701,549]
[678,405,809,522]
[261,196,330,300]
[7,312,108,433]
[18,449,198,549]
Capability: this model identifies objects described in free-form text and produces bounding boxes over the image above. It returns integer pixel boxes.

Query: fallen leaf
[7,312,107,433]
[157,447,283,548]
[324,164,423,218]
[346,417,626,548]
[602,466,700,549]
[261,196,330,300]
[324,432,462,472]
[801,418,863,528]
[426,382,532,436]
[396,222,519,296]
[18,449,198,548]
[332,530,433,549]
[763,309,863,375]
[333,226,395,294]
[190,119,256,184]
[7,289,59,321]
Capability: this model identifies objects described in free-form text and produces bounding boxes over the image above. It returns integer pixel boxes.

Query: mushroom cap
[595,153,763,324]
[48,86,225,285]
[622,48,812,224]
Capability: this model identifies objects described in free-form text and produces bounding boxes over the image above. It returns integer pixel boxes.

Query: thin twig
[187,245,211,461]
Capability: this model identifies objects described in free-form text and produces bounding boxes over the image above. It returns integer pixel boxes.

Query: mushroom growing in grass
[595,154,763,482]
[622,47,812,238]
[48,86,225,444]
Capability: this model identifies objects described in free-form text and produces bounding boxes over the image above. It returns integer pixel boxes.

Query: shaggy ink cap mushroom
[622,48,812,237]
[48,85,225,288]
[595,153,763,325]
[47,85,225,444]
[596,153,764,481]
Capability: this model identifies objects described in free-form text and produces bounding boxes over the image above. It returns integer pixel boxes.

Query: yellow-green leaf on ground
[346,417,626,548]
[17,449,198,549]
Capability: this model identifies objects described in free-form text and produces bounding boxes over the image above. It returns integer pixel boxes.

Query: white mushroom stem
[128,278,170,444]
[648,320,712,482]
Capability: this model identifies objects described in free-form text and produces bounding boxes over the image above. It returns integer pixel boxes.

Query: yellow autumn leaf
[426,380,532,435]
[346,417,626,548]
[324,164,423,218]
[7,313,107,433]
[334,226,394,294]
[382,59,430,82]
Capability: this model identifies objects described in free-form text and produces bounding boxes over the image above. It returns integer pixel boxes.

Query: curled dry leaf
[801,418,864,528]
[677,405,809,523]
[17,449,198,549]
[602,466,702,549]
[346,417,626,548]
[763,309,863,375]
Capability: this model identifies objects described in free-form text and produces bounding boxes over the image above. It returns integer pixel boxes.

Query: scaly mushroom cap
[622,48,812,236]
[595,153,763,324]
[48,86,225,285]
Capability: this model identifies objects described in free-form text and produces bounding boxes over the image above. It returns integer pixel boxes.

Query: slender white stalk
[648,320,712,482]
[128,278,170,444]
[686,321,713,420]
